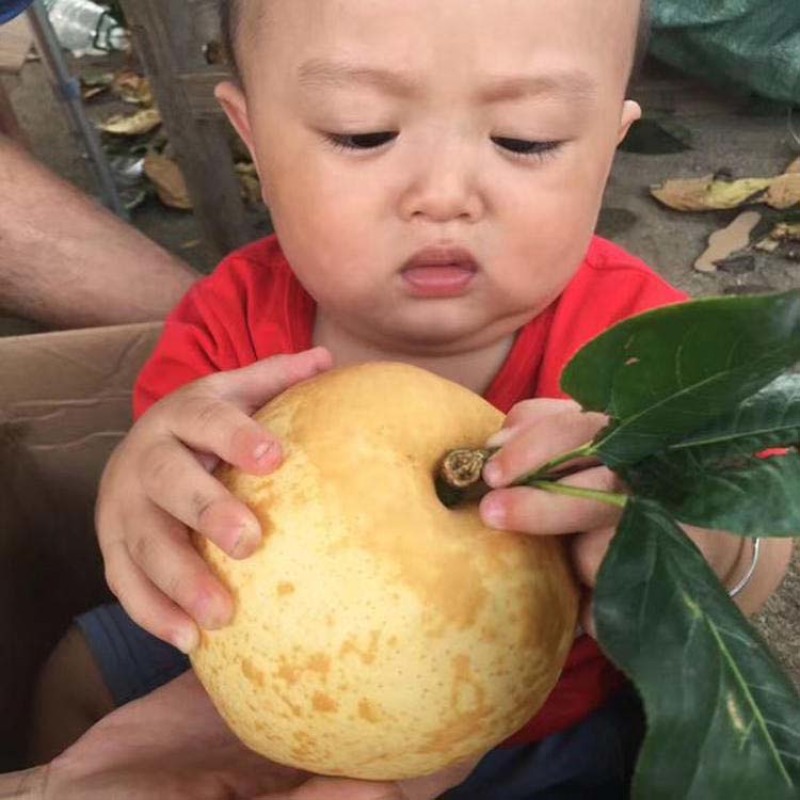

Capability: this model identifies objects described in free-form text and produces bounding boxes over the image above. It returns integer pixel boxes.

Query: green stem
[529,480,629,509]
[526,441,600,481]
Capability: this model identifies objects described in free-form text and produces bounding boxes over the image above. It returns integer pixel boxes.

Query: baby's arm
[96,348,333,652]
[480,399,793,633]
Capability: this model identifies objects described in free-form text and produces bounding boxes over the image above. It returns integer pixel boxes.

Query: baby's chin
[364,311,521,358]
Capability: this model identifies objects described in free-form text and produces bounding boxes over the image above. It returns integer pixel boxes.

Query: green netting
[650,0,800,106]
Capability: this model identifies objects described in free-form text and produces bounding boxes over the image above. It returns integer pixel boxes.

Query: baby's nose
[398,144,485,223]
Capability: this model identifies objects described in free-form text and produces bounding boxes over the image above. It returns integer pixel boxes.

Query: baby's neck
[313,316,515,396]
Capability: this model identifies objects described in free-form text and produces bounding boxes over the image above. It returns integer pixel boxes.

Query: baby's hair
[220,0,650,86]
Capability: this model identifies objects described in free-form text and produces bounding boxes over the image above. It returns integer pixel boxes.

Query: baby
[31,0,792,796]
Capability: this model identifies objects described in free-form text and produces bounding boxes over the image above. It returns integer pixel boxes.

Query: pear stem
[436,444,625,510]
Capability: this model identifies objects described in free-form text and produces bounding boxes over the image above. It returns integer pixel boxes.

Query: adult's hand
[31,672,475,799]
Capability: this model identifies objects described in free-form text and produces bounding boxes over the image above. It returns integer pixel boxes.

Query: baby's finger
[480,466,623,535]
[212,347,334,412]
[166,392,283,476]
[103,538,199,653]
[572,527,616,588]
[484,411,609,487]
[492,398,582,445]
[123,502,234,631]
[140,437,262,558]
[580,594,597,640]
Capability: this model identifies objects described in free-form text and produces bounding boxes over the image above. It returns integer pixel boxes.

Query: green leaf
[561,291,800,467]
[670,373,800,454]
[622,449,800,536]
[594,499,800,800]
[620,374,800,535]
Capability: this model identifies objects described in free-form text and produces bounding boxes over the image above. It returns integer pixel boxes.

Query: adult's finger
[139,436,263,558]
[261,778,409,800]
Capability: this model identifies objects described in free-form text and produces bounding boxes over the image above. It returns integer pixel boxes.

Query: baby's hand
[480,398,746,634]
[478,398,624,635]
[96,348,333,653]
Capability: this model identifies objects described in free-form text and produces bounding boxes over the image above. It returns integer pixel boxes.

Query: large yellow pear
[191,362,579,780]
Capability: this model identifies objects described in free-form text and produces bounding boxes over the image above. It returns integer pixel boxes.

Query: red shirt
[135,234,687,744]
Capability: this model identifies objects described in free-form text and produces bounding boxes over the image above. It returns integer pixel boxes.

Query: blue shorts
[77,602,642,799]
[0,0,34,25]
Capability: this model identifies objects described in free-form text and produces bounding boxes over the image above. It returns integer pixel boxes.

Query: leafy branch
[438,289,800,798]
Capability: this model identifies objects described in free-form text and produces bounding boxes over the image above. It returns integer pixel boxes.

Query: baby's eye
[327,132,398,150]
[492,137,561,158]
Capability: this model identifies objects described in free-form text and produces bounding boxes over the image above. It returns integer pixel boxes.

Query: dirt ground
[1,52,798,686]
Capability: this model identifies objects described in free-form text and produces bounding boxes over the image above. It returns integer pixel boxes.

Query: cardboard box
[0,322,162,769]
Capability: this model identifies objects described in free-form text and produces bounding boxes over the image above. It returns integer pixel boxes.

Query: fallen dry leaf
[785,157,800,175]
[144,152,192,210]
[82,85,108,101]
[755,237,781,253]
[80,71,114,101]
[765,173,800,210]
[99,108,162,137]
[771,222,800,242]
[112,70,154,107]
[651,176,771,212]
[240,173,263,205]
[694,210,762,273]
[652,174,800,212]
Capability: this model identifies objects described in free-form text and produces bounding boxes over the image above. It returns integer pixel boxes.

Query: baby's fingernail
[196,593,233,630]
[480,496,506,529]
[483,460,503,487]
[174,626,200,655]
[253,439,281,467]
[486,428,515,448]
[231,520,261,559]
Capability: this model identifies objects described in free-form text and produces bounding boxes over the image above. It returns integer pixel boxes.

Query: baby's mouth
[401,246,479,298]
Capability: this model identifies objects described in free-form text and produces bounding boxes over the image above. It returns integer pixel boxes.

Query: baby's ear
[216,81,255,153]
[617,100,642,145]
[215,81,271,207]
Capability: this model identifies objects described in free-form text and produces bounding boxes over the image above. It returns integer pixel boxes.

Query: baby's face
[219,0,641,358]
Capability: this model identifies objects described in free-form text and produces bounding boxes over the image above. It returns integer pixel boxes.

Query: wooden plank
[119,0,251,258]
[179,70,232,119]
[0,14,33,74]
[0,79,27,145]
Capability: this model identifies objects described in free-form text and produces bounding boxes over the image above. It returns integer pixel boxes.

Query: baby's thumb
[213,348,334,413]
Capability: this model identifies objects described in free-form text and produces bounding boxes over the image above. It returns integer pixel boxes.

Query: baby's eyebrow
[296,59,597,105]
[297,59,417,98]
[477,71,598,105]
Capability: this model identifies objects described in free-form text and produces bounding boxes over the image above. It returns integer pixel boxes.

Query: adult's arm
[0,133,199,328]
[0,766,47,795]
[0,672,475,800]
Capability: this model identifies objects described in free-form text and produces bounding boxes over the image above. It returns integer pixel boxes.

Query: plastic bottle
[43,0,128,56]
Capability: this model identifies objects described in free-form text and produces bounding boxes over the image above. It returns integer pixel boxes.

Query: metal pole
[27,0,127,218]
